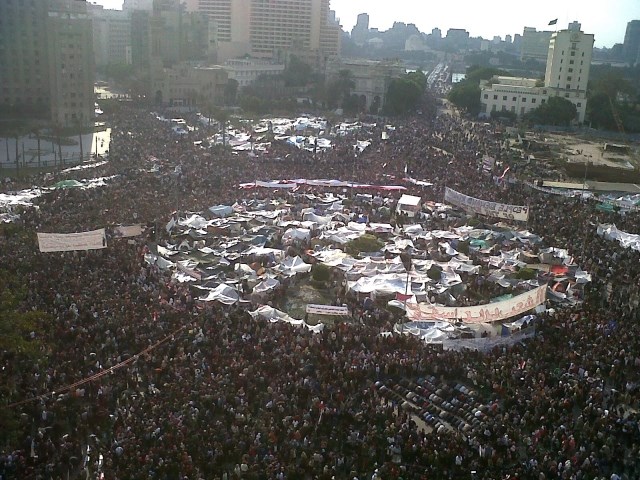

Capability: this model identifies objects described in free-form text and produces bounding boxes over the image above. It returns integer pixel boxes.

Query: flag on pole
[499,166,510,180]
[548,19,558,25]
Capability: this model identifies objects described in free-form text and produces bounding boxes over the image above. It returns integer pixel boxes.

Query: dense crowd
[1,102,639,480]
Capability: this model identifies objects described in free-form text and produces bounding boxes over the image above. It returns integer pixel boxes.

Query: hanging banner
[306,304,350,316]
[444,187,529,221]
[37,229,107,253]
[405,285,546,323]
[113,225,143,238]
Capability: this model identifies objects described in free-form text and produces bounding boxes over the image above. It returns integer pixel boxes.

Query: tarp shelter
[397,194,422,217]
[53,180,84,189]
[249,305,324,333]
[253,277,280,294]
[199,283,240,304]
[283,228,311,243]
[278,256,312,276]
[209,205,233,217]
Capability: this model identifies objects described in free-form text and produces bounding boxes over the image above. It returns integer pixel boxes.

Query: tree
[282,55,313,87]
[448,82,481,115]
[527,96,577,126]
[383,74,424,115]
[224,79,239,105]
[327,69,355,110]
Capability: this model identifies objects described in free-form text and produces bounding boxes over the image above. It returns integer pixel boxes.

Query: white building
[223,58,285,89]
[88,6,132,67]
[480,22,594,124]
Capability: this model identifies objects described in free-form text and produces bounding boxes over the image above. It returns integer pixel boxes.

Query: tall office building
[351,13,370,46]
[195,0,341,64]
[0,0,94,126]
[622,20,640,65]
[520,27,553,62]
[88,5,132,68]
[544,23,593,95]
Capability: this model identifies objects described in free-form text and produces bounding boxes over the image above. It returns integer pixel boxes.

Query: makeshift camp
[396,194,422,217]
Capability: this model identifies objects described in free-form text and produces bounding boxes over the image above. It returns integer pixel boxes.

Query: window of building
[531,98,536,104]
[569,60,574,65]
[541,99,546,104]
[503,95,507,101]
[566,84,570,89]
[522,98,526,102]
[568,68,573,73]
[483,94,488,99]
[570,51,575,56]
[493,95,497,100]
[559,67,562,72]
[567,76,572,81]
[543,90,547,95]
[577,102,582,107]
[512,96,516,101]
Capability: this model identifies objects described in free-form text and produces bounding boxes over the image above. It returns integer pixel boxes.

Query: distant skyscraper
[520,27,553,62]
[622,20,640,65]
[195,0,341,63]
[0,0,94,126]
[351,13,370,45]
[431,28,442,39]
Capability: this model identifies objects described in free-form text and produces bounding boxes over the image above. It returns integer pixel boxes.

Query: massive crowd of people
[1,101,639,480]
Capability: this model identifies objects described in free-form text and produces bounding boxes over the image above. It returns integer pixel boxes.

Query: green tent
[52,179,84,189]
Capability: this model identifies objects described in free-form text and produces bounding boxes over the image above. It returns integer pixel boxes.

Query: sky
[91,0,640,48]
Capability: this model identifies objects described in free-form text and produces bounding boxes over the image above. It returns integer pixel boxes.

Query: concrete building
[194,0,341,64]
[223,58,285,89]
[0,0,94,126]
[327,58,404,112]
[123,0,154,12]
[151,63,228,107]
[88,5,132,68]
[622,20,640,65]
[351,13,370,46]
[48,0,95,127]
[480,22,594,124]
[520,27,553,62]
[445,29,470,50]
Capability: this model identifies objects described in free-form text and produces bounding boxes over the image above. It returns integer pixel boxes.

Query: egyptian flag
[396,292,412,302]
[548,19,557,25]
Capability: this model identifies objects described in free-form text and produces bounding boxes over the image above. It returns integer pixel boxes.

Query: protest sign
[37,229,107,253]
[444,187,529,221]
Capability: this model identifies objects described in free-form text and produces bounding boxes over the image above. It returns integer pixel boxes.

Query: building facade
[88,5,132,68]
[223,59,285,90]
[151,63,228,107]
[326,58,404,112]
[481,23,594,124]
[622,20,640,65]
[0,0,94,126]
[520,27,552,62]
[194,0,341,65]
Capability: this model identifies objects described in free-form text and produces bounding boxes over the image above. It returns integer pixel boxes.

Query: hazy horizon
[90,0,640,49]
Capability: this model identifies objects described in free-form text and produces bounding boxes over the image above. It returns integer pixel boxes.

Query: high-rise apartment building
[194,0,341,64]
[622,20,640,65]
[0,0,94,126]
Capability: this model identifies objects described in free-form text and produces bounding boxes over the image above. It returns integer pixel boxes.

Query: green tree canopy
[527,96,577,126]
[383,75,424,115]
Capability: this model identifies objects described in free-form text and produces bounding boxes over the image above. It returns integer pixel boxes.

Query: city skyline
[90,0,640,48]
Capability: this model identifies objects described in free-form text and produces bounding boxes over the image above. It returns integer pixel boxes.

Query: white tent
[209,205,233,217]
[397,194,422,217]
[250,305,324,333]
[199,284,240,304]
[278,256,312,276]
[253,277,280,294]
[283,228,311,243]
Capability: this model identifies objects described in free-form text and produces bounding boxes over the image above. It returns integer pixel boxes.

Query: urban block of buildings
[0,0,95,127]
[480,22,594,124]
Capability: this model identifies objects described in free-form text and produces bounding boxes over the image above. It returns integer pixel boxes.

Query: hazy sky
[90,0,640,48]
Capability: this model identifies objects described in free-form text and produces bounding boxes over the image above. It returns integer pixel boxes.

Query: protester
[1,103,639,480]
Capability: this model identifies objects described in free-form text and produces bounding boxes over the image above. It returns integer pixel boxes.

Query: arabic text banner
[37,229,107,253]
[444,187,529,221]
[306,304,350,316]
[405,285,546,323]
